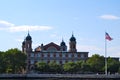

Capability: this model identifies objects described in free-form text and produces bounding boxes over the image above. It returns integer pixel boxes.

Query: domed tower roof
[60,39,66,46]
[26,32,32,41]
[70,34,76,41]
[22,40,25,45]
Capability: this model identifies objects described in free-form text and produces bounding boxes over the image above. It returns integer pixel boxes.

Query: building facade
[22,33,89,70]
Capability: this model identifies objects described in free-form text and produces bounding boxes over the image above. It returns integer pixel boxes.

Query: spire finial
[62,37,64,42]
[72,31,74,37]
[26,30,32,40]
[28,30,30,36]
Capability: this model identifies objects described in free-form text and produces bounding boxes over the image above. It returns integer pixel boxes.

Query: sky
[0,0,120,57]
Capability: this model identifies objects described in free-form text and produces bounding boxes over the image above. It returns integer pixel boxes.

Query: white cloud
[0,20,14,27]
[9,25,52,32]
[0,20,53,32]
[0,20,14,30]
[99,15,120,20]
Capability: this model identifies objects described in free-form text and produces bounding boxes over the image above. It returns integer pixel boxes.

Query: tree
[63,62,77,73]
[86,54,104,73]
[75,60,84,73]
[0,51,6,73]
[118,67,120,74]
[35,62,49,73]
[75,60,91,73]
[81,62,91,72]
[5,48,26,73]
[107,57,120,73]
[48,62,62,73]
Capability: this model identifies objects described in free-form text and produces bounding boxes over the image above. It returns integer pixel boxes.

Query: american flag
[105,32,113,41]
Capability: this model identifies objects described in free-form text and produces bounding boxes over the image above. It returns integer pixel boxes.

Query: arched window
[47,46,57,52]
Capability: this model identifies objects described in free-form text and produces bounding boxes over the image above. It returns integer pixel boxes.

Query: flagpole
[105,32,113,75]
[105,33,107,75]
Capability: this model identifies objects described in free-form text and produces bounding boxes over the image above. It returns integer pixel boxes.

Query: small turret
[22,32,32,53]
[69,34,77,52]
[70,34,76,42]
[25,32,32,53]
[60,39,67,51]
[26,33,32,41]
[22,40,26,53]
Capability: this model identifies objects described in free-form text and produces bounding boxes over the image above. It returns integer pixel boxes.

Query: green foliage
[48,62,62,73]
[35,55,119,74]
[35,61,62,73]
[1,50,118,74]
[86,54,105,73]
[107,57,120,73]
[63,62,77,73]
[118,67,120,74]
[81,62,91,72]
[0,48,26,74]
[0,51,6,73]
[35,62,49,72]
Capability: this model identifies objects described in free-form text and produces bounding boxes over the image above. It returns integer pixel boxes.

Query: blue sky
[0,0,120,57]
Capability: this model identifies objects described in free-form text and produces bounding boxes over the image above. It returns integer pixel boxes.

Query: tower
[69,34,77,52]
[22,32,32,73]
[22,32,32,53]
[60,39,67,51]
[25,32,32,53]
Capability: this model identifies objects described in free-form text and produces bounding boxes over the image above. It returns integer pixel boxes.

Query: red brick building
[22,33,89,70]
